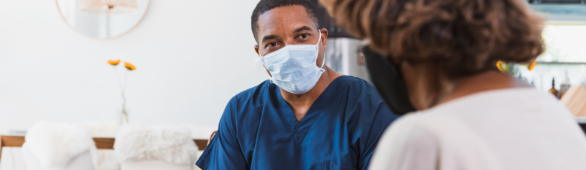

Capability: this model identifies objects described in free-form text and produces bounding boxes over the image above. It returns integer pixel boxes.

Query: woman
[319,0,586,169]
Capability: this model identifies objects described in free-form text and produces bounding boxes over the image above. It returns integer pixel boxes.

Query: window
[539,25,586,63]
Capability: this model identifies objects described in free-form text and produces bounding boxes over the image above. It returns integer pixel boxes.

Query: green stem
[113,67,124,96]
[124,111,128,123]
[123,71,129,94]
[121,71,129,124]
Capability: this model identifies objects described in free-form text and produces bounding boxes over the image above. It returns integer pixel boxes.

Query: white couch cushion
[24,121,97,169]
[114,125,199,165]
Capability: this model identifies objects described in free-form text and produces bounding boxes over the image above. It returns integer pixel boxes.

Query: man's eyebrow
[293,26,312,33]
[261,35,278,44]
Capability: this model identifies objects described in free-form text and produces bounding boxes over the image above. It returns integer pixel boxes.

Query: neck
[435,70,531,107]
[280,66,342,121]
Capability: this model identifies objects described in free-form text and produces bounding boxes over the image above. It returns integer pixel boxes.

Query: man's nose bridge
[284,38,297,46]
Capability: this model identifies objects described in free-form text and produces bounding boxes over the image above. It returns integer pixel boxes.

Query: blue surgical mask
[261,35,325,94]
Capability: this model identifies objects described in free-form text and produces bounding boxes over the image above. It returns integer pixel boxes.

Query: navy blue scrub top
[196,76,399,170]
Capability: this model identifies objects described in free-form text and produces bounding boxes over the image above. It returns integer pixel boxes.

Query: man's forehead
[257,5,317,38]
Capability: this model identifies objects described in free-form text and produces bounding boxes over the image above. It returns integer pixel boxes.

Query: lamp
[80,0,138,14]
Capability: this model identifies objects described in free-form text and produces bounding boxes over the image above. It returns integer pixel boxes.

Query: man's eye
[298,34,309,39]
[267,42,278,48]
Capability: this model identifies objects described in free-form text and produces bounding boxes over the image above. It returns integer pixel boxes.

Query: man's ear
[254,44,260,56]
[320,28,329,51]
[255,44,272,77]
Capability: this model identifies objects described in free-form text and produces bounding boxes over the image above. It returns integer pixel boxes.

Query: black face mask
[362,45,416,115]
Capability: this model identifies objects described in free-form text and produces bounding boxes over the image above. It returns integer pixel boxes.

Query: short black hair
[251,0,320,43]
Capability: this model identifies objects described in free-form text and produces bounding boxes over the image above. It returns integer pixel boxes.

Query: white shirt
[370,88,586,170]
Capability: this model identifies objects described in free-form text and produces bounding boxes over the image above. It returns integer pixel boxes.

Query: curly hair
[321,0,545,78]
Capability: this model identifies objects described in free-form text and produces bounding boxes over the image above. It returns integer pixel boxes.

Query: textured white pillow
[114,124,199,165]
[25,121,98,168]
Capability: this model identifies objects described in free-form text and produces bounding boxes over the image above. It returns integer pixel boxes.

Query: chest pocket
[321,163,356,170]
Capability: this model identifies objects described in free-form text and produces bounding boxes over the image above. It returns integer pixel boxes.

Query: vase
[119,110,129,125]
[118,98,129,128]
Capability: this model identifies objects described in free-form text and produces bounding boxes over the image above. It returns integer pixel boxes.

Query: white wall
[0,0,268,132]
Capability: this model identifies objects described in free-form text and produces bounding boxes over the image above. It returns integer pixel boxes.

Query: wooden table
[0,135,208,162]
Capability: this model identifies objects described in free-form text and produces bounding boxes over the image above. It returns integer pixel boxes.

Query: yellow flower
[107,59,121,66]
[528,61,537,71]
[496,61,504,72]
[124,62,136,71]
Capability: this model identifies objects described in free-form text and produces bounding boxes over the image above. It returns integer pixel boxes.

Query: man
[196,0,398,169]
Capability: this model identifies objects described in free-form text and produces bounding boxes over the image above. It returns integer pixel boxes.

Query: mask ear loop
[317,34,326,70]
[320,54,326,69]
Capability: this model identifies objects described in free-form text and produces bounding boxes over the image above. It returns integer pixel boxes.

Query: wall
[325,38,370,83]
[0,0,270,132]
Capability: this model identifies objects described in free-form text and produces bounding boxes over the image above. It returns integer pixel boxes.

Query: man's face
[254,5,328,76]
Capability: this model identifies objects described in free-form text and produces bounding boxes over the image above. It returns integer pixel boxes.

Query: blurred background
[1,0,586,135]
[0,0,586,169]
[2,0,586,135]
[0,0,271,132]
[0,0,372,135]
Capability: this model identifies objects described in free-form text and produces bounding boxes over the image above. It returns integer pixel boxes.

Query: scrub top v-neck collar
[275,76,346,133]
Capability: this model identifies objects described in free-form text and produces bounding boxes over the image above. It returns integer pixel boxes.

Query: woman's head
[320,0,544,109]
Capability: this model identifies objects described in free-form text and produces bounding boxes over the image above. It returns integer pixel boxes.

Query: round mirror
[56,0,150,39]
